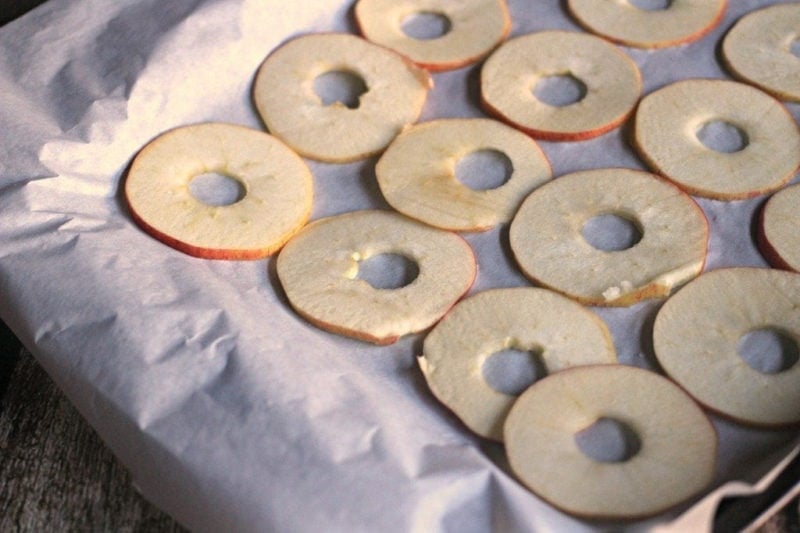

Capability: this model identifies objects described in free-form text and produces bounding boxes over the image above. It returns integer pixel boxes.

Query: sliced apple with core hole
[722,3,800,102]
[509,168,708,306]
[277,210,475,345]
[480,30,641,141]
[758,183,800,272]
[253,33,432,163]
[419,287,616,441]
[504,365,717,519]
[376,118,552,231]
[567,0,726,49]
[634,78,800,200]
[125,122,313,260]
[354,0,510,72]
[654,267,800,426]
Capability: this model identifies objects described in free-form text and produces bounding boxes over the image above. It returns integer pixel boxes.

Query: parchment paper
[1,0,798,531]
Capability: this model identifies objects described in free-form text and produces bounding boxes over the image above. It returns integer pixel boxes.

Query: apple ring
[253,33,431,163]
[354,0,510,72]
[722,3,800,102]
[376,118,552,231]
[276,210,476,345]
[654,267,800,426]
[567,0,726,49]
[504,365,717,519]
[419,287,616,441]
[125,122,313,260]
[634,79,800,200]
[758,183,800,273]
[480,30,641,141]
[509,168,708,306]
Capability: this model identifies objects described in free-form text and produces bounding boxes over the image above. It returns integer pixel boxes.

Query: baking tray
[0,0,798,530]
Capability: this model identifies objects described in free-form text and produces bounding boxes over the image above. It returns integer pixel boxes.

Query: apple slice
[759,183,800,272]
[567,0,726,49]
[253,33,431,163]
[125,122,313,260]
[354,0,510,72]
[276,210,475,345]
[480,30,641,141]
[419,287,616,441]
[653,267,800,426]
[509,168,708,306]
[722,3,800,102]
[375,118,552,232]
[633,78,800,200]
[504,365,717,519]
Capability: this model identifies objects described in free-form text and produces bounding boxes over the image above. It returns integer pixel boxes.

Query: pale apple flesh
[124,122,313,260]
[509,168,708,306]
[253,33,432,163]
[354,0,510,72]
[567,0,726,49]
[276,210,476,345]
[653,267,800,426]
[504,365,717,519]
[722,3,800,102]
[419,287,616,441]
[634,79,800,200]
[759,184,800,273]
[480,30,641,141]
[376,118,552,232]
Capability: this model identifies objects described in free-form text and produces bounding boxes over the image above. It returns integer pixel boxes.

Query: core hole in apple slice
[574,417,642,463]
[737,327,800,374]
[482,346,546,396]
[533,74,587,107]
[188,171,247,206]
[401,11,452,41]
[454,148,514,191]
[355,252,420,290]
[628,0,671,11]
[791,39,800,58]
[313,70,369,109]
[581,213,643,252]
[695,120,749,154]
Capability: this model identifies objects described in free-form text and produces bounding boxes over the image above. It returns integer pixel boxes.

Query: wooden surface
[0,320,184,532]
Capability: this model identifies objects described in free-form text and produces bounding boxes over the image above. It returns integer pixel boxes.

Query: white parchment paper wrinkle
[0,0,798,531]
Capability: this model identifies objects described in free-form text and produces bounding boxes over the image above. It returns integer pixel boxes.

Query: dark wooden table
[0,320,184,531]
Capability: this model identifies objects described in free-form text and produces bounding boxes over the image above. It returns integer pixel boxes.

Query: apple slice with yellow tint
[759,184,800,272]
[504,365,717,519]
[480,31,641,141]
[354,0,510,72]
[277,210,476,345]
[125,122,313,260]
[654,267,800,426]
[376,118,551,232]
[253,33,431,163]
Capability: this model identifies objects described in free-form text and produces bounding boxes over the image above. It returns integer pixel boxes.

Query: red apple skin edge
[125,200,309,261]
[756,199,799,273]
[479,93,636,142]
